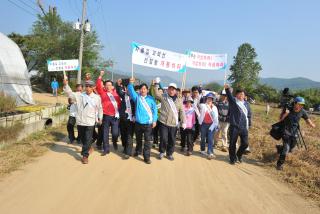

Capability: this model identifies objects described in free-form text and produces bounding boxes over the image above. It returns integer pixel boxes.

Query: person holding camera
[276,97,315,170]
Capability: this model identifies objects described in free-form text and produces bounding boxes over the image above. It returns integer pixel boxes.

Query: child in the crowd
[67,97,77,144]
[181,96,198,156]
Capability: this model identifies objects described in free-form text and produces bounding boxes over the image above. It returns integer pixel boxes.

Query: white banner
[47,59,79,72]
[131,42,187,73]
[186,51,227,70]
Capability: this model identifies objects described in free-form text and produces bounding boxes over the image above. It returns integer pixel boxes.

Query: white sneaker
[200,150,206,156]
[208,153,214,160]
[159,153,165,160]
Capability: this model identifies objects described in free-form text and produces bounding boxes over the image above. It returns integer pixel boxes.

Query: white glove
[155,77,161,84]
[182,123,187,129]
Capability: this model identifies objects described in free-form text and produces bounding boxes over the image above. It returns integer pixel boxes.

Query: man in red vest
[96,70,121,156]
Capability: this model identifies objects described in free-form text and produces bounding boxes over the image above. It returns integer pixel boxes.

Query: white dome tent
[0,32,33,106]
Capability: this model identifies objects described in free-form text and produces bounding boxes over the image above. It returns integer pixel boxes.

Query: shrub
[0,91,16,113]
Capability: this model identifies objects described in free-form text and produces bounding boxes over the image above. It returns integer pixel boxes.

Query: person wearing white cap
[63,76,103,164]
[152,79,186,161]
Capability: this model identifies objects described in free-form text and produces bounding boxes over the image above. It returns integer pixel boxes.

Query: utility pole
[77,0,87,84]
[37,0,46,16]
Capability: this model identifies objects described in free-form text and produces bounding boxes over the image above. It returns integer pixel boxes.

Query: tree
[8,11,102,87]
[204,82,222,93]
[254,83,280,103]
[228,43,262,94]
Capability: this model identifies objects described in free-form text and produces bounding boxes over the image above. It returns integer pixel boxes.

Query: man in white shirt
[63,77,103,164]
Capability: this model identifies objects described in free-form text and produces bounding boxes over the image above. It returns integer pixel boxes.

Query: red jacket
[96,77,121,116]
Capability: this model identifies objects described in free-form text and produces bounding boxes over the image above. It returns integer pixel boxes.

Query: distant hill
[260,77,320,90]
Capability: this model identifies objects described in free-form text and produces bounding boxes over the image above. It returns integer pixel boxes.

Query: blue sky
[1,0,320,83]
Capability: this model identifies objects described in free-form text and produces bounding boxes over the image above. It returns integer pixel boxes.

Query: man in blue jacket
[128,77,158,164]
[224,84,252,165]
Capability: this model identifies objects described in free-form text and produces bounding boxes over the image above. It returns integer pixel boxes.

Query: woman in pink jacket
[181,97,199,156]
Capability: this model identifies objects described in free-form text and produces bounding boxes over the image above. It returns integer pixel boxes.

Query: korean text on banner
[47,59,80,72]
[186,51,227,70]
[131,42,187,73]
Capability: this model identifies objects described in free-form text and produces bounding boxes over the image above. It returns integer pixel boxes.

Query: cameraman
[276,97,315,170]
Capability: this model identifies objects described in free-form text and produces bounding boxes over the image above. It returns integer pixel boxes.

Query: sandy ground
[0,140,319,214]
[32,92,68,105]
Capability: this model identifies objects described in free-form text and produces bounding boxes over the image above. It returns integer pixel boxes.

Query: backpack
[270,121,285,140]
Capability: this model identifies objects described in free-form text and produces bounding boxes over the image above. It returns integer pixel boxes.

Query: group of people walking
[63,71,252,165]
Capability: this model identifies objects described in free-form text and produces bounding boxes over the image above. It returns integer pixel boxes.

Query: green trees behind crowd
[7,11,109,89]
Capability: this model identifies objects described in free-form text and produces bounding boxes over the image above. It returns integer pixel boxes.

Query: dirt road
[0,141,319,214]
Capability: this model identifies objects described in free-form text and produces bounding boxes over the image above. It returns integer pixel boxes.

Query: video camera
[280,88,295,111]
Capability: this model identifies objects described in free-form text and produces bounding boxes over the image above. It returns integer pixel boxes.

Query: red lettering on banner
[208,62,211,67]
[220,62,224,67]
[160,61,165,67]
[177,64,181,69]
[202,62,206,67]
[166,62,170,68]
[216,63,219,67]
[171,63,176,69]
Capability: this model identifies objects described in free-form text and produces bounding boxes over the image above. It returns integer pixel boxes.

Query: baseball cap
[294,97,305,105]
[85,80,95,87]
[168,83,177,89]
[206,93,216,100]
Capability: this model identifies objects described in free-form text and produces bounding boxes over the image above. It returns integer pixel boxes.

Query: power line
[7,0,37,17]
[98,0,114,61]
[16,0,40,13]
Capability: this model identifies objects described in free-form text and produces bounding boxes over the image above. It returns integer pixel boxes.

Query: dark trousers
[135,122,152,160]
[152,120,160,145]
[193,122,200,142]
[277,135,297,167]
[159,122,177,156]
[67,116,76,142]
[102,115,119,153]
[76,125,81,143]
[96,124,103,148]
[181,128,194,152]
[229,125,248,162]
[119,118,134,155]
[77,125,95,158]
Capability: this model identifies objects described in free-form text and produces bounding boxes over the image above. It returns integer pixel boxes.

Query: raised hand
[100,70,105,77]
[117,79,122,86]
[63,75,68,85]
[130,77,135,83]
[224,84,229,89]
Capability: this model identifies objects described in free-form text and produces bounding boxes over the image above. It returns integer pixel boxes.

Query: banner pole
[131,63,134,78]
[223,68,227,85]
[181,68,186,90]
[183,69,187,90]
